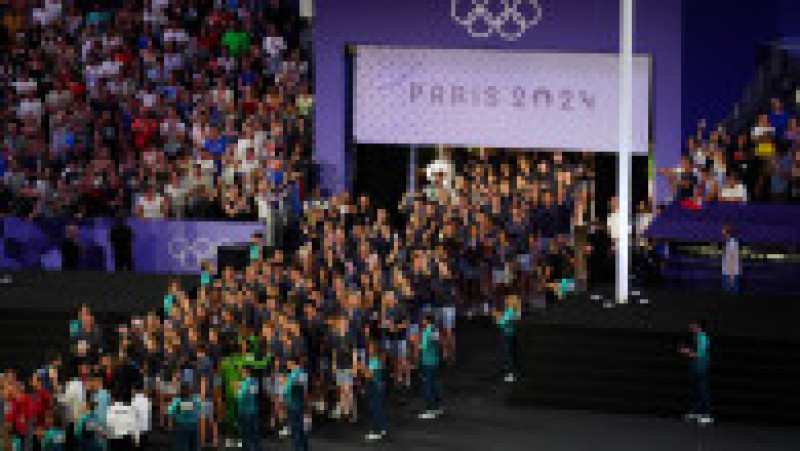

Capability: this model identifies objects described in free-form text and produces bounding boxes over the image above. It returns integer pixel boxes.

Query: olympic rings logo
[452,0,543,41]
[168,236,233,269]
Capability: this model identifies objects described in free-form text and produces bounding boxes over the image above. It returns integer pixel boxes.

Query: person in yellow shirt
[752,114,776,158]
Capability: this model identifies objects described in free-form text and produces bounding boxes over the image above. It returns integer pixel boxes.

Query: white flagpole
[617,0,634,303]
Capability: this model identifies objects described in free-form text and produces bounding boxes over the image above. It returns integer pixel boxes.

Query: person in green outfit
[493,295,522,383]
[221,24,251,58]
[167,383,202,451]
[417,314,443,420]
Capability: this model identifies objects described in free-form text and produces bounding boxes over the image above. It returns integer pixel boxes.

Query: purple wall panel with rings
[0,218,264,274]
[314,0,683,203]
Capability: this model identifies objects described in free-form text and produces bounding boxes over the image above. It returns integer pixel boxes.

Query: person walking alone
[493,295,521,383]
[680,320,713,426]
[357,341,387,442]
[721,226,741,295]
[417,314,443,420]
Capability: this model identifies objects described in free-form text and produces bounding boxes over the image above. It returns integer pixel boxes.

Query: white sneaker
[279,426,290,437]
[304,415,312,431]
[365,431,383,441]
[683,413,699,422]
[698,415,714,426]
[418,411,436,420]
[504,373,515,383]
[432,408,444,417]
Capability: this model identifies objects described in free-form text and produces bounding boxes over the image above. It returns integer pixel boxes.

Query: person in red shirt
[5,380,34,449]
[30,374,53,430]
[132,112,158,151]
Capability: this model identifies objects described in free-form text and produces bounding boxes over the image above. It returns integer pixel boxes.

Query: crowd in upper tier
[1,0,313,220]
[660,98,800,204]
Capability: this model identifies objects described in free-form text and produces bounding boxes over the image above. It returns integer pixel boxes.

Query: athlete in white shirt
[721,226,741,295]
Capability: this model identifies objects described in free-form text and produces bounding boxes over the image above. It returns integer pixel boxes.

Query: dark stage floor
[2,271,799,448]
[530,284,800,340]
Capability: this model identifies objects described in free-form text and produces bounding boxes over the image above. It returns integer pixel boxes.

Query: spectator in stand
[771,145,794,203]
[2,0,313,220]
[791,147,800,201]
[719,175,748,203]
[769,98,789,141]
[661,98,798,204]
[135,185,168,219]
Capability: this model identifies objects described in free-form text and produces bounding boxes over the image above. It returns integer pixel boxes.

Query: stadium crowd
[1,0,313,220]
[0,146,609,450]
[659,98,800,204]
[0,1,619,449]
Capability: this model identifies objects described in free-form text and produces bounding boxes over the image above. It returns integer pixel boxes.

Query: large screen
[354,46,651,154]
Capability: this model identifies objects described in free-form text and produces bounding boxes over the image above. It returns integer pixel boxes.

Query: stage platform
[1,271,798,435]
[526,285,800,340]
[513,287,800,425]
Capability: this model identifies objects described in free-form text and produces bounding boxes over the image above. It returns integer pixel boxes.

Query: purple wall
[776,0,800,39]
[314,0,683,202]
[681,0,778,142]
[1,218,264,274]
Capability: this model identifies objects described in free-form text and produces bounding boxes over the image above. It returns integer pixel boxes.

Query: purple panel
[314,0,683,202]
[0,218,112,270]
[129,219,264,274]
[2,218,264,274]
[645,203,800,244]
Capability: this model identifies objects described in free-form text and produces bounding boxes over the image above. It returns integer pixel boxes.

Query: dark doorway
[353,144,409,227]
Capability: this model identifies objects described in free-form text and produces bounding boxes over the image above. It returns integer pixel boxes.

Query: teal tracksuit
[168,395,201,451]
[283,369,308,451]
[236,377,260,451]
[419,326,441,411]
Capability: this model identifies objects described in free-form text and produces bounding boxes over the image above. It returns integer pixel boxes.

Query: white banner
[354,46,650,153]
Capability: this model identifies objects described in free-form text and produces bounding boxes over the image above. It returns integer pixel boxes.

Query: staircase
[511,322,800,425]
